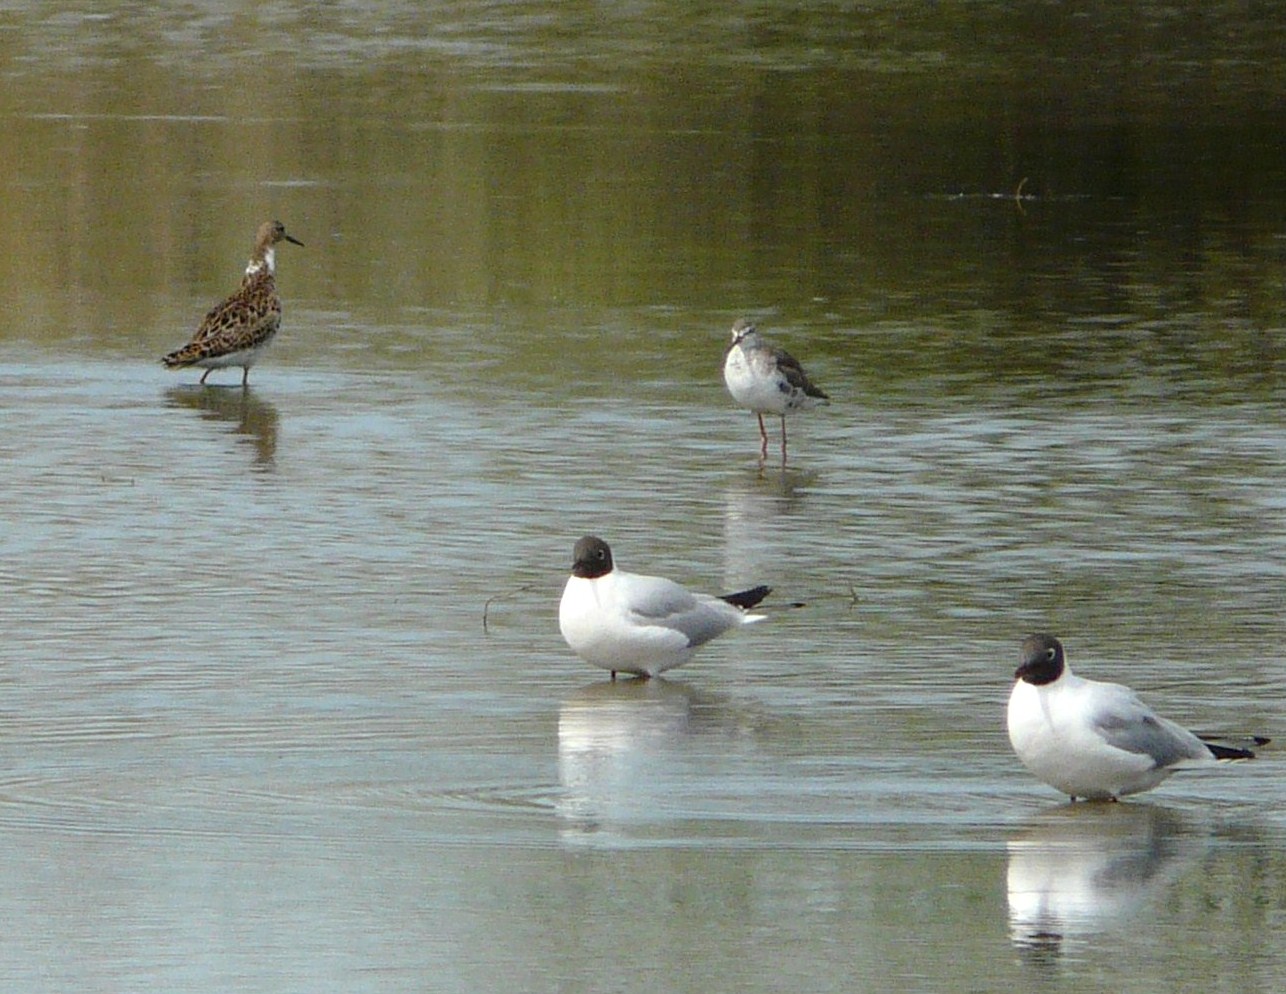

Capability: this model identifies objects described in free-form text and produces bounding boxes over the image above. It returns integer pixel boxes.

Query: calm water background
[2,3,1286,992]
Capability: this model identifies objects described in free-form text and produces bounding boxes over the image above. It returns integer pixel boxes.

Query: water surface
[2,3,1285,992]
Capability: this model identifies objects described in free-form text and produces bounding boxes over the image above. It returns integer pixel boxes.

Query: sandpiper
[163,220,303,386]
[722,319,829,463]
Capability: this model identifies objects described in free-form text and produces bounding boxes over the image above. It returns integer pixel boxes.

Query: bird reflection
[556,679,747,846]
[1006,803,1202,966]
[721,466,816,583]
[164,384,279,470]
[731,464,818,508]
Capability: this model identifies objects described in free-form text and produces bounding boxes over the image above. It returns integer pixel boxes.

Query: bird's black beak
[285,234,304,247]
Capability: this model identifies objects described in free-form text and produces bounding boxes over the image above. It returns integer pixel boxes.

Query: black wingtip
[720,584,772,610]
[1202,736,1268,760]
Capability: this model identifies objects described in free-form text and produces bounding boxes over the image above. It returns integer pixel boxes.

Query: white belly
[1007,683,1165,799]
[559,577,694,677]
[193,342,270,370]
[723,347,817,415]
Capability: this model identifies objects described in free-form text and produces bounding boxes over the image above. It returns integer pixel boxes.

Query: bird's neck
[245,246,276,277]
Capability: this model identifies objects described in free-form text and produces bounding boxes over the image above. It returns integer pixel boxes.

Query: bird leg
[199,368,211,385]
[241,366,250,387]
[757,414,768,461]
[780,416,789,464]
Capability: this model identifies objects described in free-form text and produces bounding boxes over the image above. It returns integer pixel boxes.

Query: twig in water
[482,583,537,634]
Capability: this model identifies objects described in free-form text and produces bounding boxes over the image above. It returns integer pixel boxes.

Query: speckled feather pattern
[163,220,301,383]
[164,268,283,366]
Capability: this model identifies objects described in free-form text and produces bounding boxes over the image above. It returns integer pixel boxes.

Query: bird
[163,220,304,386]
[722,319,829,463]
[1007,633,1266,801]
[558,535,771,679]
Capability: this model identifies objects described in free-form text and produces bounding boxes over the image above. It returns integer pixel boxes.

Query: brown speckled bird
[163,220,303,386]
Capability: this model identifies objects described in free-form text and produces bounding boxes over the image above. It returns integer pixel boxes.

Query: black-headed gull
[1007,633,1265,801]
[558,535,771,679]
[722,319,828,463]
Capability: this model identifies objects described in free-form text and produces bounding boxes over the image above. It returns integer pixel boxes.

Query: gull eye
[1046,648,1056,661]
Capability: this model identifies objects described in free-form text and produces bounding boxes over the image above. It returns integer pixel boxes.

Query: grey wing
[625,576,739,647]
[1091,688,1210,767]
[624,574,700,621]
[773,346,828,400]
[772,347,806,382]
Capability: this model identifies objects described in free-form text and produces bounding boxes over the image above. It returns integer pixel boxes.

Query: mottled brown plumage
[163,220,303,386]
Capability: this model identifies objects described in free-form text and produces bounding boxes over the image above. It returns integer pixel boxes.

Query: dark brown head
[570,535,614,579]
[1015,633,1066,686]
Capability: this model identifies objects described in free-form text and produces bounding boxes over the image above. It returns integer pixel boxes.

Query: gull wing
[622,574,743,648]
[1090,686,1210,768]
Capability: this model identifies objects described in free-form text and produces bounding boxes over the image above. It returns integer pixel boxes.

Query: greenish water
[2,4,1285,993]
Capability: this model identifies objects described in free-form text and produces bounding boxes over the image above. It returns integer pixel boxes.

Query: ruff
[163,220,303,386]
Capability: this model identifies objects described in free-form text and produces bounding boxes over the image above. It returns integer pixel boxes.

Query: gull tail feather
[1200,735,1270,761]
[720,585,771,611]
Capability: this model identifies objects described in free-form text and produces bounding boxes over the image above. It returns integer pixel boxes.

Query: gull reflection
[556,679,746,847]
[1006,803,1203,964]
[165,385,279,470]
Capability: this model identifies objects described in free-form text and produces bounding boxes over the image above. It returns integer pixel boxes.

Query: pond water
[2,3,1285,992]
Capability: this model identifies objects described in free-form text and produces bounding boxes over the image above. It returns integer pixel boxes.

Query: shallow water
[3,3,1286,993]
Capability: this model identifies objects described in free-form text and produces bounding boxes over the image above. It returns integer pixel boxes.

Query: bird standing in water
[723,319,829,463]
[1007,633,1266,801]
[163,220,303,386]
[558,535,771,679]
